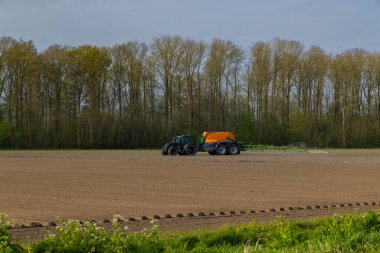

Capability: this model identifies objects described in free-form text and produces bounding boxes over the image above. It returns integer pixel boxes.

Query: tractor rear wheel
[184,143,197,155]
[216,143,227,155]
[168,145,178,156]
[228,143,239,155]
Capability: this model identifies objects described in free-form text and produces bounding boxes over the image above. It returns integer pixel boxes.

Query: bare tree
[151,35,183,136]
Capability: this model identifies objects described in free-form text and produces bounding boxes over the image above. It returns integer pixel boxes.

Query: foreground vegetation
[1,211,380,252]
[1,36,380,149]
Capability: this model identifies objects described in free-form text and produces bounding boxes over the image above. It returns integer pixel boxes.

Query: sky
[0,0,379,54]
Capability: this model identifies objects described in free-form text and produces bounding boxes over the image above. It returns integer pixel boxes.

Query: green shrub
[32,216,164,253]
[0,214,24,253]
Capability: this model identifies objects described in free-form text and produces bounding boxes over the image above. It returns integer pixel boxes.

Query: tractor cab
[173,135,191,145]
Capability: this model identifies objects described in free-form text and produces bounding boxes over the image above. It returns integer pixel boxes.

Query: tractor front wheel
[161,142,171,155]
[168,145,178,156]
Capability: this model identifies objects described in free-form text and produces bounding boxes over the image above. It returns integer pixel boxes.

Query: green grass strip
[1,211,380,252]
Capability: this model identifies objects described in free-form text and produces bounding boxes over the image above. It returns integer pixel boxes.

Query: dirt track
[1,150,380,225]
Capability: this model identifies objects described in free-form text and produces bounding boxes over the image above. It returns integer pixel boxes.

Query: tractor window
[180,137,188,144]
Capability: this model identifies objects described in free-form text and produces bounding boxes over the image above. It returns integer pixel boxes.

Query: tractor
[161,135,197,156]
[161,131,244,156]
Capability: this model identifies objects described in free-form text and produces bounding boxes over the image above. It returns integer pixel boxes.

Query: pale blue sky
[0,0,379,53]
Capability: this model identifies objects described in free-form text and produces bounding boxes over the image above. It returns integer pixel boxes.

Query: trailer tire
[228,143,240,155]
[216,143,227,155]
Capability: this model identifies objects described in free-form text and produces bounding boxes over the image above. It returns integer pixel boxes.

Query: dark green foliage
[0,120,11,147]
[234,113,255,145]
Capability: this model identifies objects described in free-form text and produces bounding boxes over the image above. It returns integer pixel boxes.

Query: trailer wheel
[216,143,227,155]
[228,143,239,155]
[168,145,178,156]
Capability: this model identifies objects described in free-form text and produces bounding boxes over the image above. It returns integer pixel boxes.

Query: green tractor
[161,135,197,156]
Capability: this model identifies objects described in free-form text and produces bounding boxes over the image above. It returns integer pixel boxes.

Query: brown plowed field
[1,150,380,225]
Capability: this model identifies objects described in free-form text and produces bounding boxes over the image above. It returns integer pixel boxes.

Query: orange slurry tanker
[198,131,244,155]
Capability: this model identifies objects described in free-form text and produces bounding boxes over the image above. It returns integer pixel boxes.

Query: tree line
[0,35,380,148]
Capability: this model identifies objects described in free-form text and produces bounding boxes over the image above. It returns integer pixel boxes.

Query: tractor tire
[216,143,227,155]
[184,143,197,155]
[228,143,240,155]
[161,142,170,155]
[168,145,178,156]
[208,151,217,155]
